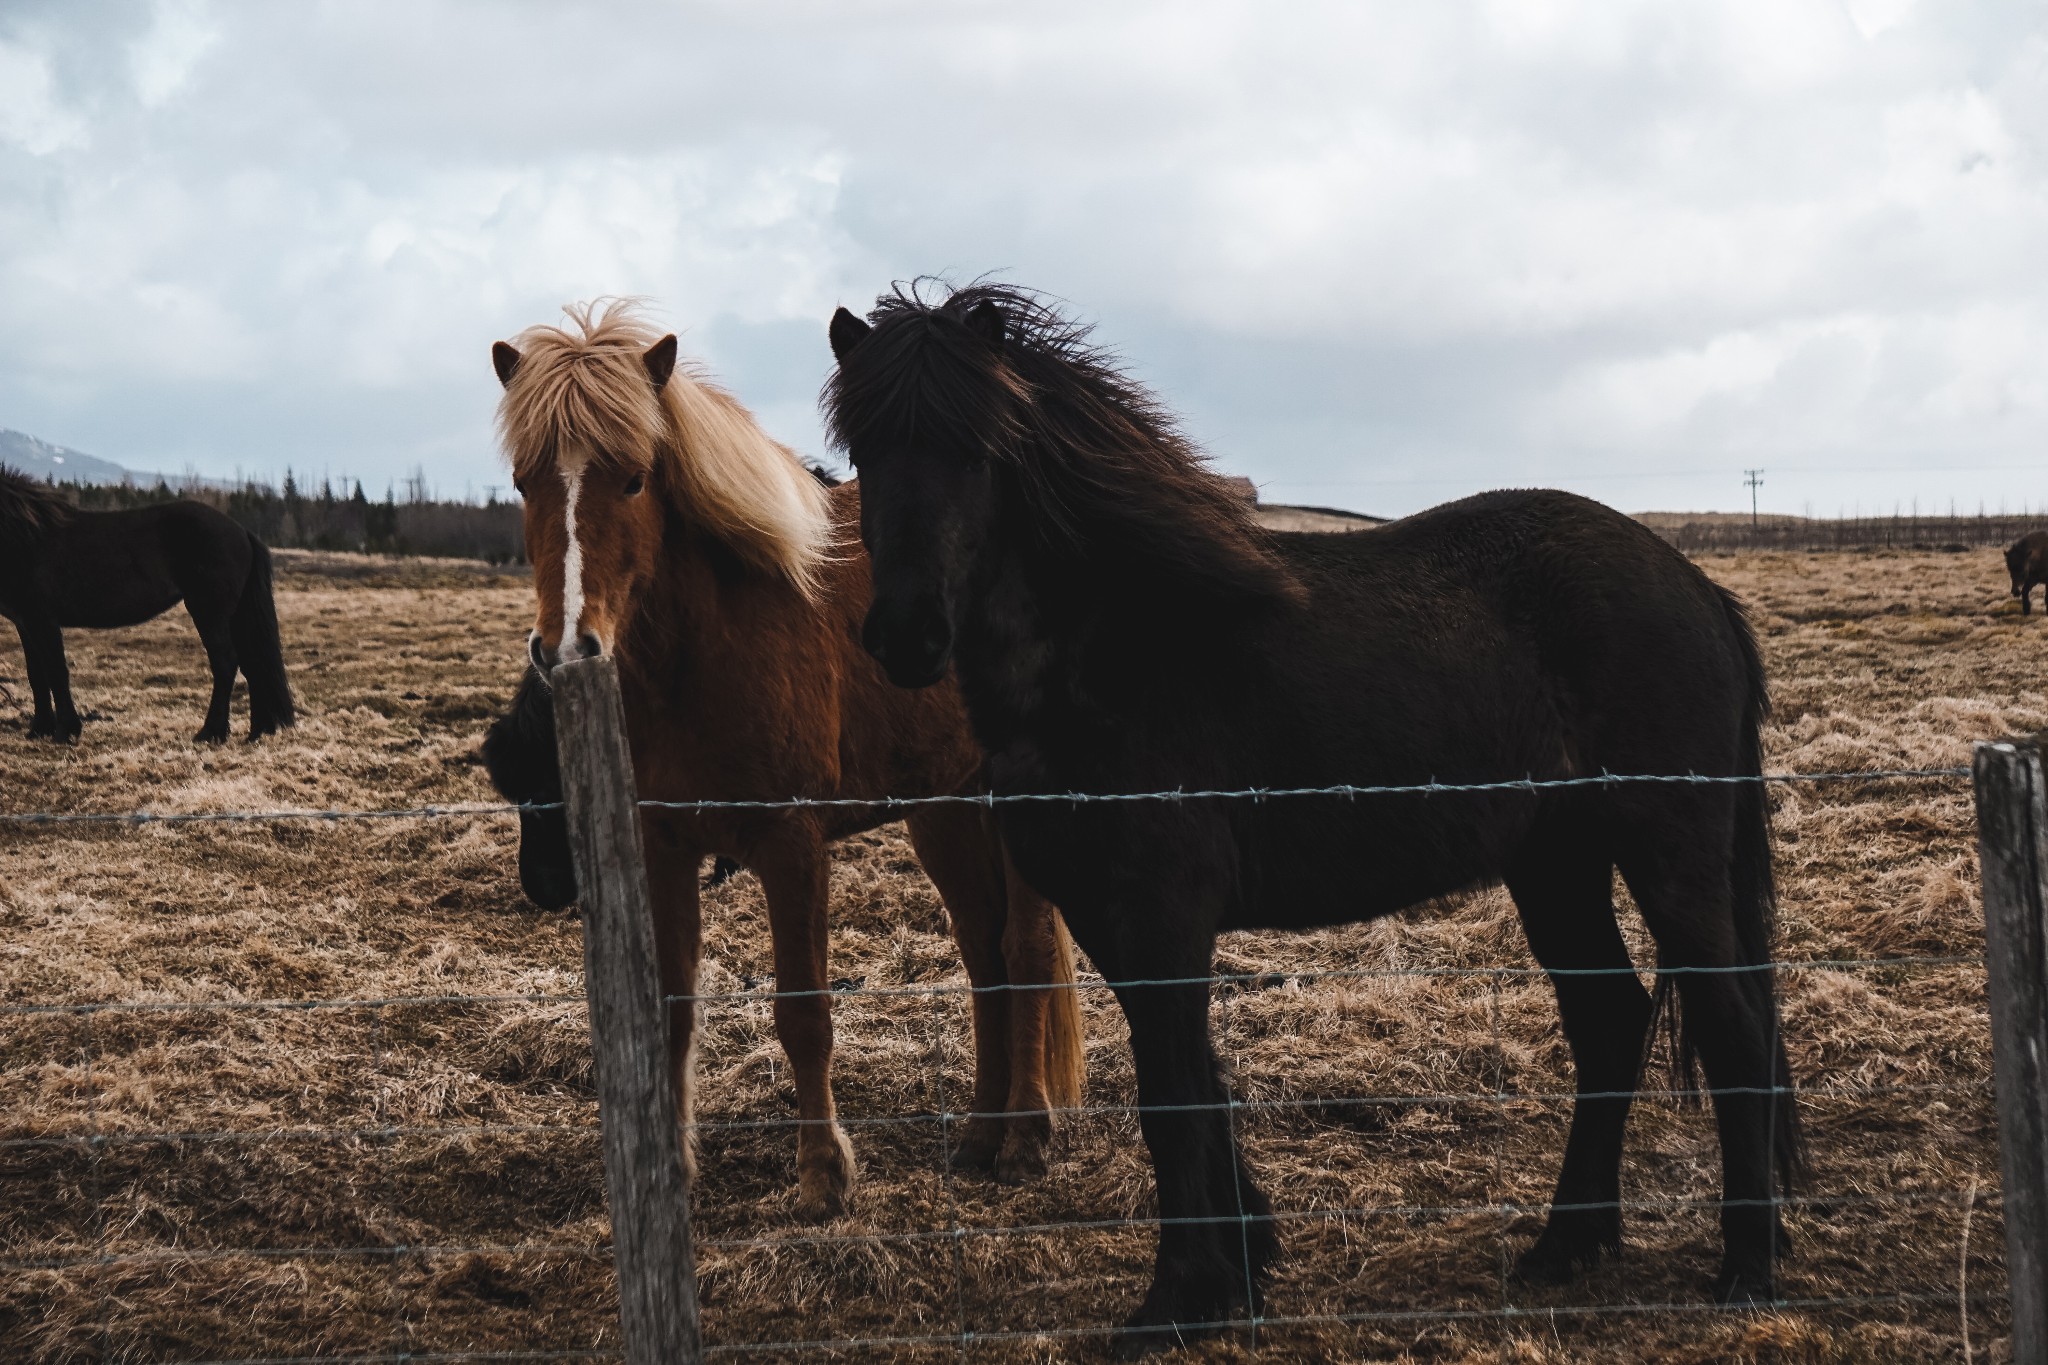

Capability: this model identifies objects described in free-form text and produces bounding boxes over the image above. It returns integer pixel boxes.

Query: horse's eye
[623,473,646,496]
[512,479,526,496]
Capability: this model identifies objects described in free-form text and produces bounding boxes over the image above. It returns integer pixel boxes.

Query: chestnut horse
[492,302,1082,1217]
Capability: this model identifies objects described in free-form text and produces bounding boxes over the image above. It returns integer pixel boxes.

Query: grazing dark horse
[2006,532,2048,615]
[826,283,1799,1347]
[0,468,294,743]
[480,669,737,910]
[492,302,1083,1215]
[480,669,582,911]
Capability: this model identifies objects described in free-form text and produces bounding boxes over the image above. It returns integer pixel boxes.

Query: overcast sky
[1,1,2043,516]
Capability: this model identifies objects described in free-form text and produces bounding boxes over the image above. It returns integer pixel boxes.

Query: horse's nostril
[528,635,552,673]
[577,632,602,659]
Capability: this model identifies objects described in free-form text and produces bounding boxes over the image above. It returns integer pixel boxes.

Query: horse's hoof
[1712,1265,1778,1307]
[795,1181,852,1222]
[1110,1309,1234,1360]
[1111,1315,1208,1360]
[948,1117,1003,1173]
[195,728,228,745]
[794,1125,857,1222]
[1512,1221,1621,1286]
[1111,1272,1258,1359]
[948,1137,999,1173]
[991,1128,1050,1186]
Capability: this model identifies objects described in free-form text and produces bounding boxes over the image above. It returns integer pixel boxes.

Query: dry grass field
[0,545,2026,1363]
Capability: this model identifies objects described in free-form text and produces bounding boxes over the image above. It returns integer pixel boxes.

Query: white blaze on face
[559,461,587,656]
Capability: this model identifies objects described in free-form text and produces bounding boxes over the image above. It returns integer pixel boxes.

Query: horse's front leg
[754,826,855,1220]
[18,617,77,742]
[1068,907,1274,1357]
[642,821,704,1183]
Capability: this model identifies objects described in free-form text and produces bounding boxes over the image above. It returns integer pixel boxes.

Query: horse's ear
[963,300,1005,348]
[829,307,871,362]
[492,341,521,387]
[643,335,678,390]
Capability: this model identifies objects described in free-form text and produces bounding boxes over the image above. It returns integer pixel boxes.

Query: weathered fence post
[553,655,701,1364]
[1972,738,2048,1363]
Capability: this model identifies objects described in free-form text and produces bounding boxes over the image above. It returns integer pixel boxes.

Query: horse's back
[37,501,251,628]
[1184,490,1759,926]
[1262,489,1752,766]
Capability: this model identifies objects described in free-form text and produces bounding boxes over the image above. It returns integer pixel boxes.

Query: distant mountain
[0,429,137,484]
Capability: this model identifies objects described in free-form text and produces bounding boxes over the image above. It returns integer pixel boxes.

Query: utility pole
[1744,468,1764,529]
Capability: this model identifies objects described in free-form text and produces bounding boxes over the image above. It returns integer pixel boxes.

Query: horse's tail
[1042,912,1086,1113]
[231,535,296,736]
[1653,585,1800,1194]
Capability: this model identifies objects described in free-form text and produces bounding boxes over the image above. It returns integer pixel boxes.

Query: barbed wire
[0,763,1975,827]
[3,1187,1999,1274]
[0,951,1980,1020]
[0,1076,1980,1154]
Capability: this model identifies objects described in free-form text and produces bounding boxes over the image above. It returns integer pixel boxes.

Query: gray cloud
[0,0,2042,515]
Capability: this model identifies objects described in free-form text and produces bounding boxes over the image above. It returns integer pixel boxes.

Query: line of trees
[53,472,526,563]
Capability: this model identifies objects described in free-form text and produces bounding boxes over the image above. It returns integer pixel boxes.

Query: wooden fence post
[553,655,701,1365]
[1972,738,2048,1364]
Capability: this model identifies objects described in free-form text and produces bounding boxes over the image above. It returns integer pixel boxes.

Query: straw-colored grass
[0,546,2019,1362]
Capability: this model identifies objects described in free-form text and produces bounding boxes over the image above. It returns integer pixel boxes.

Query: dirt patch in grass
[0,548,2020,1362]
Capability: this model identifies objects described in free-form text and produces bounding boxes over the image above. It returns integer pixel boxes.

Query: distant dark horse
[0,469,294,742]
[827,283,1798,1349]
[2006,532,2048,614]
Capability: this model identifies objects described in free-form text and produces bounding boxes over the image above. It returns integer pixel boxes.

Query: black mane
[824,281,1299,606]
[0,466,76,542]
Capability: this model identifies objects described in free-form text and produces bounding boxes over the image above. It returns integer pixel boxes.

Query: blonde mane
[496,300,833,598]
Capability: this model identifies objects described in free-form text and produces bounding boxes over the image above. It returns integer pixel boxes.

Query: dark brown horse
[2006,532,2048,614]
[0,468,294,743]
[492,303,1083,1216]
[828,282,1798,1348]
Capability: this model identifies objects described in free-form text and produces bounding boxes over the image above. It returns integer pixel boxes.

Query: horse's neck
[955,542,1107,764]
[619,534,736,683]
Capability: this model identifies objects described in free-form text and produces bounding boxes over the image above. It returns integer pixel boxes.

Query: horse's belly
[1232,797,1532,931]
[62,584,184,630]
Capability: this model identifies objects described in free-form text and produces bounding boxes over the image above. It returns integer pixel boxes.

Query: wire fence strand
[0,763,1975,827]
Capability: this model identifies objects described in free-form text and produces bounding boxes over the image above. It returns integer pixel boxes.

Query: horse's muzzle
[862,598,952,689]
[529,630,605,673]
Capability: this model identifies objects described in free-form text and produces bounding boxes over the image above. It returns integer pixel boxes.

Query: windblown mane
[823,281,1299,605]
[497,300,833,598]
[0,466,76,541]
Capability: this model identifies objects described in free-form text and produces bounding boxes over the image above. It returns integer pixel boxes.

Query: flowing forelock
[497,300,833,599]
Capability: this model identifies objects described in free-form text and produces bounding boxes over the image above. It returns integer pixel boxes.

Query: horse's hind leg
[1617,799,1787,1303]
[1505,814,1651,1283]
[187,602,239,743]
[993,855,1082,1184]
[754,826,856,1220]
[904,806,1018,1176]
